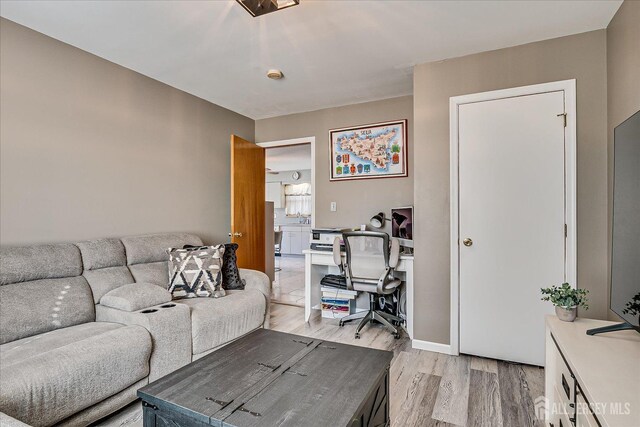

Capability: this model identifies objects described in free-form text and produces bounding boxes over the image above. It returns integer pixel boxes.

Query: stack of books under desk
[320,286,356,319]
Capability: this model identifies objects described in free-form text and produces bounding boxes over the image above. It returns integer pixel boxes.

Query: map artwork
[329,120,407,181]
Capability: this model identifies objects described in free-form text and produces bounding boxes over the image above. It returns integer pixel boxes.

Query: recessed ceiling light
[267,69,284,80]
[236,0,300,18]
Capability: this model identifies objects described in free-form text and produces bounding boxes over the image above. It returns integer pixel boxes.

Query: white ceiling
[0,0,621,119]
[266,144,311,172]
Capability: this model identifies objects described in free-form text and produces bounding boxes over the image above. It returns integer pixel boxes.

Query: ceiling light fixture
[236,0,300,17]
[267,69,284,80]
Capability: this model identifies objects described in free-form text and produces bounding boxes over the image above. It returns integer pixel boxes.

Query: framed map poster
[329,119,407,181]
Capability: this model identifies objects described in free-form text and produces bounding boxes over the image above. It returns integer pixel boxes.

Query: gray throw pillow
[167,245,225,298]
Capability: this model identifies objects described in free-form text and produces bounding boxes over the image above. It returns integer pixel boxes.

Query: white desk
[303,249,414,339]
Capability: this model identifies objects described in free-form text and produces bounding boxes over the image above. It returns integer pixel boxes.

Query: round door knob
[463,238,473,247]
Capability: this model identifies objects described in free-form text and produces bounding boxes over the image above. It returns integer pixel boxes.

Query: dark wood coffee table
[137,329,393,427]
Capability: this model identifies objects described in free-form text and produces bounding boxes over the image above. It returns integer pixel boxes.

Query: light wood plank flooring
[269,303,545,427]
[99,303,545,427]
[271,256,305,306]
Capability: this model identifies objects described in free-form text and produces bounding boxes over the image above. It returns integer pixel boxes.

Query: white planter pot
[555,305,577,322]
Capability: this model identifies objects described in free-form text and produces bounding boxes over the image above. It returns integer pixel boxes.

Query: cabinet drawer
[553,384,576,423]
[280,232,292,254]
[575,391,598,427]
[554,347,576,405]
[556,410,573,427]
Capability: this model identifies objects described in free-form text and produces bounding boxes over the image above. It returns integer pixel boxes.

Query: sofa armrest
[240,269,271,299]
[239,268,271,329]
[95,302,191,381]
[0,412,31,427]
[100,283,171,312]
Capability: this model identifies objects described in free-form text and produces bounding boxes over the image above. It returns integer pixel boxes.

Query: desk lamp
[369,212,390,228]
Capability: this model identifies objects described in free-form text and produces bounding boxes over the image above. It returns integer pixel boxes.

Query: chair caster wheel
[393,333,401,339]
[339,321,344,327]
[355,333,361,339]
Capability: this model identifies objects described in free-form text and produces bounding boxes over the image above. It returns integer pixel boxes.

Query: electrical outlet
[330,202,337,212]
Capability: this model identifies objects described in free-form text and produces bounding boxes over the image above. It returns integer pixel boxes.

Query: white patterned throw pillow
[167,245,226,298]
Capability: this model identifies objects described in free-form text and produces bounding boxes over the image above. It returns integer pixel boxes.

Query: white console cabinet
[545,316,640,427]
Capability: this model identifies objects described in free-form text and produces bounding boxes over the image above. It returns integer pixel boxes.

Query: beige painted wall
[413,30,608,344]
[606,1,640,321]
[256,97,413,233]
[0,18,254,246]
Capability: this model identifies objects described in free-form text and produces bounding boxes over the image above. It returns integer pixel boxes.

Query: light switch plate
[330,202,337,212]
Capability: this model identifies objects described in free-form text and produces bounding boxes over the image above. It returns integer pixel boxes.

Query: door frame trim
[449,79,577,356]
[257,137,316,229]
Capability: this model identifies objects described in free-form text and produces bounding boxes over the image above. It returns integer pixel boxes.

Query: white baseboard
[412,339,454,355]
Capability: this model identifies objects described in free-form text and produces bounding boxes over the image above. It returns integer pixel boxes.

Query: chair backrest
[342,231,391,281]
[274,231,283,246]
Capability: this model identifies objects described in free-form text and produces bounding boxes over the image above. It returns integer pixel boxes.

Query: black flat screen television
[588,110,640,335]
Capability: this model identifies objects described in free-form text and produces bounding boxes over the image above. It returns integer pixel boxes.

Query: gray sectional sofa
[0,233,271,426]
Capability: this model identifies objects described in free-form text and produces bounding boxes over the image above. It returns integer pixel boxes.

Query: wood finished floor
[270,303,545,427]
[271,256,305,306]
[99,303,545,427]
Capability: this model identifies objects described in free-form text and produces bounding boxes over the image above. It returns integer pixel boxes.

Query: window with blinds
[284,183,311,217]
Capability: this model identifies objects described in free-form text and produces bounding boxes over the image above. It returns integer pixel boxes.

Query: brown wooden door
[231,135,266,272]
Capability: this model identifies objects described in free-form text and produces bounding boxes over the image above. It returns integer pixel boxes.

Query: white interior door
[458,90,566,366]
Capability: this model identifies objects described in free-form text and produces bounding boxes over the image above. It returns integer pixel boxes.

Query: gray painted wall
[0,18,254,246]
[256,96,414,232]
[2,8,633,348]
[413,30,608,344]
[606,1,640,321]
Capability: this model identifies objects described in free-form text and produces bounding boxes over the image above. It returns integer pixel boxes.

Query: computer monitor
[391,206,413,249]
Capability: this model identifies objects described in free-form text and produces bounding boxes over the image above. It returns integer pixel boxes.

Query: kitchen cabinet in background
[278,225,310,255]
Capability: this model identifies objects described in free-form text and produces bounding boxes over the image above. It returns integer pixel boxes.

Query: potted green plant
[541,283,589,322]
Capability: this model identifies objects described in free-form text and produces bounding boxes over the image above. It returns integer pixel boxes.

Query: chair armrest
[0,412,31,427]
[96,301,191,381]
[239,268,271,329]
[99,283,171,312]
[389,238,400,268]
[333,236,342,268]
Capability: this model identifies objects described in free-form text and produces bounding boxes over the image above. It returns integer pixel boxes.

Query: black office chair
[333,231,403,339]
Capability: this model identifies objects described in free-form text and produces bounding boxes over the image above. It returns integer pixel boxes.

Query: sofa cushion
[0,412,30,427]
[55,377,148,427]
[77,238,135,304]
[121,233,202,265]
[0,243,82,285]
[83,266,135,304]
[129,261,169,287]
[100,283,171,312]
[176,289,266,355]
[1,322,120,365]
[0,322,151,426]
[76,238,127,270]
[0,276,95,344]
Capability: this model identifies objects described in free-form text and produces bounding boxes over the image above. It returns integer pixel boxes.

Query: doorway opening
[259,137,315,307]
